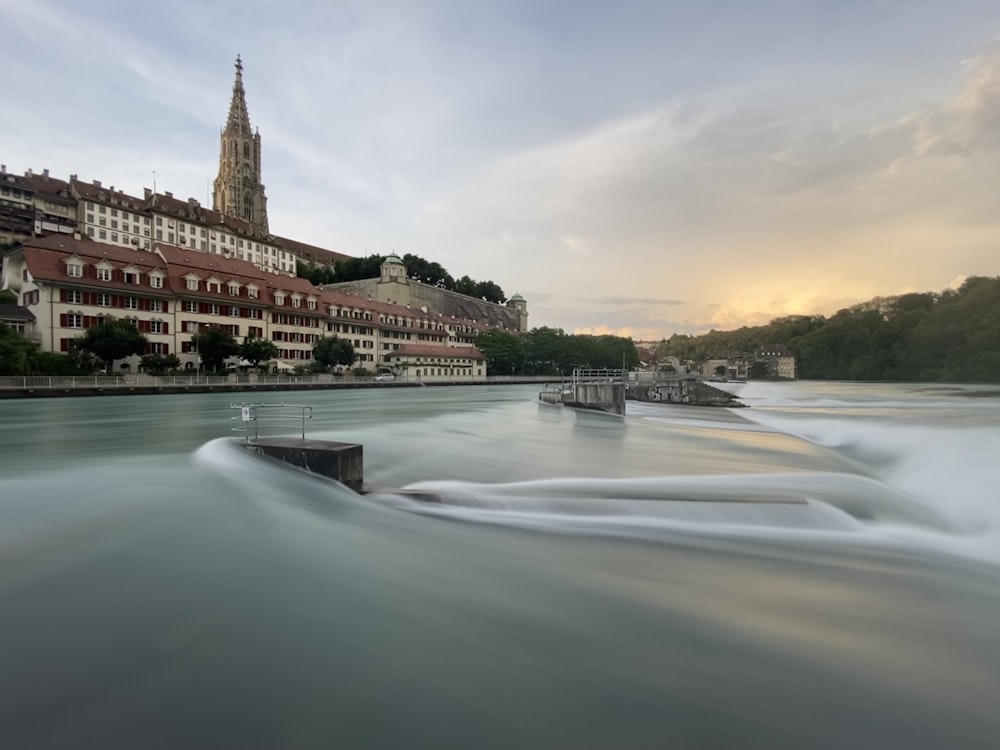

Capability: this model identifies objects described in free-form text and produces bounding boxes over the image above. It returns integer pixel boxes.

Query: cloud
[596,297,687,307]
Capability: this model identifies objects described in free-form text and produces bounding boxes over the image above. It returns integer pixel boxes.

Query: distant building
[322,253,529,333]
[0,166,76,245]
[753,344,796,379]
[0,303,37,342]
[2,57,347,274]
[1,57,525,370]
[1,234,495,377]
[213,55,269,234]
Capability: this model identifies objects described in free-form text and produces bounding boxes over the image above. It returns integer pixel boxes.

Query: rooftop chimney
[165,191,173,198]
[0,164,5,175]
[93,180,101,188]
[42,169,49,179]
[144,188,152,199]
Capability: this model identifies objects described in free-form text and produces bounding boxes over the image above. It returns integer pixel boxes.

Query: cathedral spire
[226,54,252,135]
[213,55,268,232]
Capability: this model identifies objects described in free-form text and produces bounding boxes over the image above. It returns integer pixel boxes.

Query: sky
[2,0,998,339]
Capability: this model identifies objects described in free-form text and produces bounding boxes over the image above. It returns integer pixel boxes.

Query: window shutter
[161,301,169,313]
[139,298,149,311]
[60,289,68,303]
[60,338,70,352]
[59,313,67,327]
[162,343,169,354]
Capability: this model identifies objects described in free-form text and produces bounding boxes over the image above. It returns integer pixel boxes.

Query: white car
[374,373,395,382]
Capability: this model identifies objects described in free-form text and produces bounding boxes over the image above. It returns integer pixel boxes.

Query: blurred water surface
[0,383,998,749]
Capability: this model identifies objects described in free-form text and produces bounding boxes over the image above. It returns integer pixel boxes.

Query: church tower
[213,55,268,233]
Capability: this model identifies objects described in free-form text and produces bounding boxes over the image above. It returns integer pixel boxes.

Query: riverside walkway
[0,374,552,399]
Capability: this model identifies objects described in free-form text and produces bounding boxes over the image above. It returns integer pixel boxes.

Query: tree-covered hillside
[658,276,1000,382]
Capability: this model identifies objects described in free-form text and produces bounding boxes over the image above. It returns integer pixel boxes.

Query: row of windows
[183,278,260,299]
[87,203,150,223]
[61,338,169,355]
[66,263,164,288]
[60,314,167,334]
[180,302,263,318]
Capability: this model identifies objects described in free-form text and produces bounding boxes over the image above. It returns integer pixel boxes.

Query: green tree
[190,325,239,373]
[240,333,279,371]
[750,361,770,380]
[75,318,147,372]
[313,336,356,372]
[140,353,181,374]
[475,329,524,375]
[0,289,17,304]
[0,323,37,375]
[33,351,86,375]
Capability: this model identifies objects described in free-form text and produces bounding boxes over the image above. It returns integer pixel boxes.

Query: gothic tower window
[244,142,250,159]
[244,192,252,220]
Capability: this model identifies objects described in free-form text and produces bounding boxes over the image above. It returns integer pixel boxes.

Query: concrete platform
[245,438,364,492]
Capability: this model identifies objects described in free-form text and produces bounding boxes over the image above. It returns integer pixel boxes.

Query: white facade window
[124,272,138,285]
[229,306,240,317]
[150,276,163,289]
[307,299,317,310]
[150,321,163,334]
[125,297,138,310]
[67,263,83,278]
[97,293,111,307]
[68,314,83,328]
[209,304,220,316]
[186,278,198,291]
[185,301,198,313]
[97,268,111,281]
[228,284,239,296]
[150,300,163,312]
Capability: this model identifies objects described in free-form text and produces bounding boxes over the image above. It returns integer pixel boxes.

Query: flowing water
[0,382,998,749]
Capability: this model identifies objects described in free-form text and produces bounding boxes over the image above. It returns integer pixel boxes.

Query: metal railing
[570,368,627,385]
[230,402,313,442]
[0,374,557,390]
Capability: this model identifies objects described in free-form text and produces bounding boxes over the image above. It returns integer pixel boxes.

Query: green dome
[383,253,404,265]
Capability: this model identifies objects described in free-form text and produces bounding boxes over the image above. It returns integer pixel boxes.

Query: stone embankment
[0,374,552,399]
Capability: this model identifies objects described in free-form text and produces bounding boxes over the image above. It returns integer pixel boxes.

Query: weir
[538,369,627,415]
[232,402,364,491]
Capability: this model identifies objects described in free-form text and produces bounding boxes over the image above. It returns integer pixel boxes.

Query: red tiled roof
[274,234,351,265]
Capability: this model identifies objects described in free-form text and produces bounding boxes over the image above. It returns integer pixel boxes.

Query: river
[1,382,998,749]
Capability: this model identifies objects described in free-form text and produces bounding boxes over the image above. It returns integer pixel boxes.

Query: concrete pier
[538,370,627,415]
[246,438,364,492]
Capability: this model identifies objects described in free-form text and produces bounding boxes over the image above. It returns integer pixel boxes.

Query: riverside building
[1,57,525,379]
